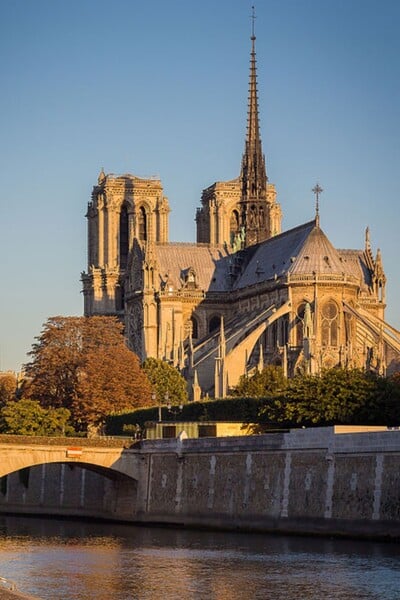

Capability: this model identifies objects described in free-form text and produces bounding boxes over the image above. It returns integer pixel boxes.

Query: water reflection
[0,516,398,600]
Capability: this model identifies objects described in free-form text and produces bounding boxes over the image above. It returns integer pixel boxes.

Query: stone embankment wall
[1,427,400,539]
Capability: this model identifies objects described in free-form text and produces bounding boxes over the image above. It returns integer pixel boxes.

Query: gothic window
[119,204,129,269]
[344,311,354,344]
[249,205,257,227]
[209,315,221,334]
[295,303,306,346]
[138,206,147,241]
[230,210,240,237]
[259,206,264,227]
[191,316,199,339]
[321,301,339,347]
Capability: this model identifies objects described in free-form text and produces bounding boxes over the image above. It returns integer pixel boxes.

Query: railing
[0,576,17,591]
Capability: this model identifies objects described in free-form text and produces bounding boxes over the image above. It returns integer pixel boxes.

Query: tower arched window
[259,206,264,226]
[249,205,257,227]
[230,210,240,238]
[321,301,339,347]
[119,204,129,269]
[138,206,147,241]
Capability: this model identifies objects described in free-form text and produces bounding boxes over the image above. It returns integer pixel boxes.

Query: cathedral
[81,29,400,399]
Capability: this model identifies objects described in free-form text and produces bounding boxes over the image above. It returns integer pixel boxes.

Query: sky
[0,0,399,373]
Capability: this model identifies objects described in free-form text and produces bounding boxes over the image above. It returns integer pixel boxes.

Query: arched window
[249,205,257,227]
[191,316,199,339]
[119,204,129,269]
[230,210,240,237]
[296,303,306,346]
[138,206,147,241]
[115,282,125,312]
[321,301,339,347]
[259,206,265,227]
[209,315,220,334]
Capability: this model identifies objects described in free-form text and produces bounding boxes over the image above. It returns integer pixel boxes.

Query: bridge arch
[0,439,142,521]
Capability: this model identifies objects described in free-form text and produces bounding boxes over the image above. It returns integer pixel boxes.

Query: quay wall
[1,427,400,539]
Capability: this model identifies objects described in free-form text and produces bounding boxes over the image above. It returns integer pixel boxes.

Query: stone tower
[196,24,282,248]
[81,171,170,317]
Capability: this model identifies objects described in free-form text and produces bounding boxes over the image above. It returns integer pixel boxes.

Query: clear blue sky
[1,0,399,372]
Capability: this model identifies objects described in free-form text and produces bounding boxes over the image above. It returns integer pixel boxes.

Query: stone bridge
[0,435,141,480]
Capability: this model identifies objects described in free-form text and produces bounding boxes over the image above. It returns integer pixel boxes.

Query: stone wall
[1,428,400,539]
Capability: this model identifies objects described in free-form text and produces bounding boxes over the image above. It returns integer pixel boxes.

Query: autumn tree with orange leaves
[24,316,152,430]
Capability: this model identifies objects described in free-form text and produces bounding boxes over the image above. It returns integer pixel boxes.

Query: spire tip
[251,5,256,40]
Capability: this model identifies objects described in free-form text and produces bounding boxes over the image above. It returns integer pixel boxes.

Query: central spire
[239,6,269,247]
[240,7,267,201]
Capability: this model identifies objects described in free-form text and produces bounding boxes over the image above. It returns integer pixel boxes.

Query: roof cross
[312,183,323,225]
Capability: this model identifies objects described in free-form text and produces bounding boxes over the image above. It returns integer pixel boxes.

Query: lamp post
[166,391,183,417]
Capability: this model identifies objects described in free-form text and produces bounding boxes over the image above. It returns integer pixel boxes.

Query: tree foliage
[24,316,152,429]
[0,372,17,404]
[232,366,287,398]
[142,357,188,405]
[0,399,73,436]
[259,368,400,427]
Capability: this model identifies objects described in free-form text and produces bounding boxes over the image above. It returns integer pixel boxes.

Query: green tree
[24,316,152,429]
[232,365,287,398]
[0,399,73,436]
[142,357,188,406]
[0,372,17,404]
[259,368,399,427]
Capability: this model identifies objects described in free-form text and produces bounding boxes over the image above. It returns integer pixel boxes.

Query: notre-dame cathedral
[81,29,400,399]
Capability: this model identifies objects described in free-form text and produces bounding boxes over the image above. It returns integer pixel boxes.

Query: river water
[0,516,399,600]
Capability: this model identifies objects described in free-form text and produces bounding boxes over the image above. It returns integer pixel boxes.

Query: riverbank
[0,587,40,600]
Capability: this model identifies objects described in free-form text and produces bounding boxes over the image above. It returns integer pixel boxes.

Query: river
[0,516,399,600]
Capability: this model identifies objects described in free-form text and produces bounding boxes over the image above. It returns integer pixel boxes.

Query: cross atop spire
[312,183,323,226]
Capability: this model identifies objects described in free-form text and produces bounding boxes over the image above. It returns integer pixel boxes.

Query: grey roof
[153,221,372,294]
[233,220,316,289]
[154,243,231,292]
[234,220,371,290]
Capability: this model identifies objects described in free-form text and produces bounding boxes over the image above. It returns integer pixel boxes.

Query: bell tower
[82,170,170,317]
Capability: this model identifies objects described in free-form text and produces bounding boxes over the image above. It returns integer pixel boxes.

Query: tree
[0,372,17,404]
[24,316,152,429]
[73,344,152,427]
[258,368,399,427]
[142,357,188,405]
[232,365,287,398]
[0,399,73,436]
